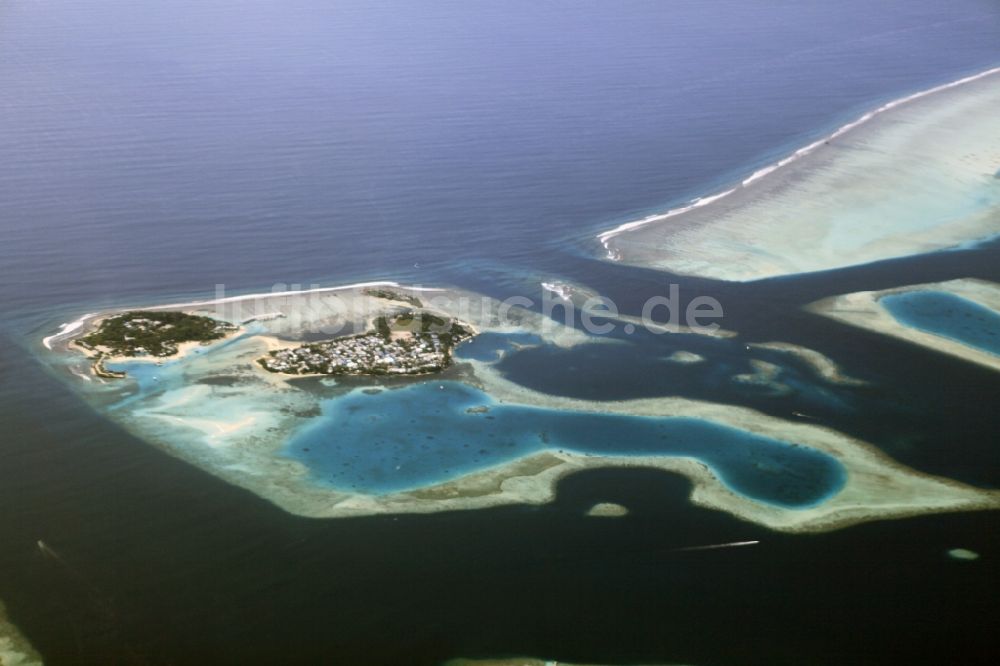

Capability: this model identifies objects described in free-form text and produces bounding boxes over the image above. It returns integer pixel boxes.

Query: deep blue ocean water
[2,1,1000,663]
[2,0,1000,329]
[881,291,1000,356]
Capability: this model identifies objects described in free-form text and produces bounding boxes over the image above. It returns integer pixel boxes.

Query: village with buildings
[259,312,475,376]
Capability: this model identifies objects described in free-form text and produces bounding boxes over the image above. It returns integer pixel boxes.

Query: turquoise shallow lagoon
[284,381,846,507]
[105,328,260,410]
[881,291,1000,356]
[2,0,1000,661]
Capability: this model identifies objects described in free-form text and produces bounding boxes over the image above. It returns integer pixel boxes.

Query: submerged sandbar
[599,67,1000,281]
[809,278,1000,372]
[39,282,1000,534]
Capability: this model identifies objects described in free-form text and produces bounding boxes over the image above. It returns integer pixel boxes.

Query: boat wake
[670,540,760,553]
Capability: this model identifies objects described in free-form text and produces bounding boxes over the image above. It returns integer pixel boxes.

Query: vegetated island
[75,311,238,378]
[362,286,423,308]
[42,283,1000,531]
[259,310,475,376]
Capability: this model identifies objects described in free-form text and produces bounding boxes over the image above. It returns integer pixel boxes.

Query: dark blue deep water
[2,0,1000,326]
[881,291,1000,356]
[2,1,1000,664]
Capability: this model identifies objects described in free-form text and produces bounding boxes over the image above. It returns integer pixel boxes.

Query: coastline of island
[34,66,1000,535]
[36,281,1000,534]
[69,311,243,379]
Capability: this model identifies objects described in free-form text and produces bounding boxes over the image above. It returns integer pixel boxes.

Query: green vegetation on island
[259,310,474,376]
[363,287,423,308]
[79,311,236,358]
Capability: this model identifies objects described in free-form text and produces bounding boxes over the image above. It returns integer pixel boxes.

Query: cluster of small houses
[123,317,166,328]
[261,330,452,376]
[119,318,176,356]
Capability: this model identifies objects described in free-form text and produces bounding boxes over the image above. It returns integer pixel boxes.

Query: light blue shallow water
[1,0,992,521]
[103,327,260,409]
[0,2,997,659]
[284,381,846,507]
[881,291,1000,356]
